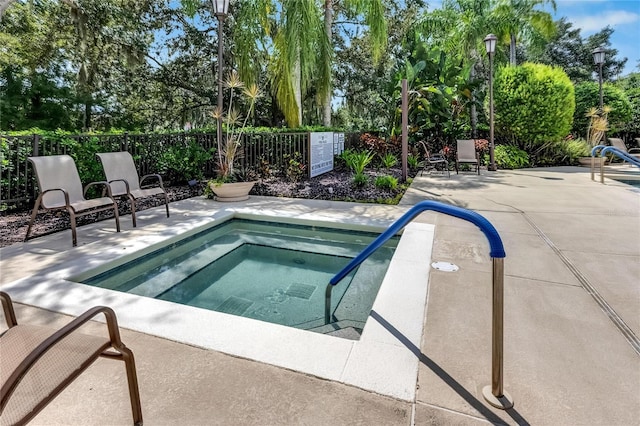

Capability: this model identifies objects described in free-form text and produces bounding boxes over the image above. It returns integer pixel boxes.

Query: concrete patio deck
[1,165,638,425]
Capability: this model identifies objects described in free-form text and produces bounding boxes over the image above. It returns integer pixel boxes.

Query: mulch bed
[0,167,413,248]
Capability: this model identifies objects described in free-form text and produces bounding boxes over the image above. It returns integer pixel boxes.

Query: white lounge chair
[25,155,121,246]
[455,139,480,174]
[97,151,169,227]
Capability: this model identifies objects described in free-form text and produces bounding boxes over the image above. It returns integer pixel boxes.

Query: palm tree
[493,0,556,66]
[274,0,327,127]
[417,0,493,137]
[321,0,387,126]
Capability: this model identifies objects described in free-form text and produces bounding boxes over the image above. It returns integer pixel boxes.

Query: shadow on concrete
[370,310,530,426]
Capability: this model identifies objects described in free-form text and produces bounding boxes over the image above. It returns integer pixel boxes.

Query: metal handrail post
[324,200,514,409]
[590,145,606,183]
[482,257,513,409]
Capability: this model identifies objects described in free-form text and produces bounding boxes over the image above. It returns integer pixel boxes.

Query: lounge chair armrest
[140,174,164,189]
[41,188,71,207]
[107,178,131,194]
[628,148,640,154]
[83,181,114,198]
[1,305,127,403]
[0,291,17,328]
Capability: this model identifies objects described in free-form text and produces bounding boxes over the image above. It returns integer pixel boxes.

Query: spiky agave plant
[211,72,262,181]
[585,106,611,147]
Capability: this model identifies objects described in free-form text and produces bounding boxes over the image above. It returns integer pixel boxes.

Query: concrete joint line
[520,212,640,356]
[415,401,496,424]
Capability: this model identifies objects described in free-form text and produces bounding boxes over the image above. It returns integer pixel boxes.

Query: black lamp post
[214,0,230,156]
[484,34,498,172]
[592,46,606,113]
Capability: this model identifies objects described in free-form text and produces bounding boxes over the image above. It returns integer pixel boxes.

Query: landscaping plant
[485,145,530,169]
[344,150,375,175]
[379,152,398,169]
[494,63,574,153]
[374,175,398,190]
[210,71,262,183]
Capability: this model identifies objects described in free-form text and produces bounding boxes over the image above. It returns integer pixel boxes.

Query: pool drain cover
[431,261,459,272]
[217,296,254,315]
[285,283,316,299]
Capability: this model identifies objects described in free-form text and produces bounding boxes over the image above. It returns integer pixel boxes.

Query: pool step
[306,320,364,340]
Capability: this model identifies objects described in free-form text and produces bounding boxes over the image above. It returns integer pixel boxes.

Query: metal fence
[1,131,357,210]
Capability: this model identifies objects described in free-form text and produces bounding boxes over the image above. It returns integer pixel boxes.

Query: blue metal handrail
[324,200,513,409]
[590,145,640,182]
[328,201,504,288]
[600,146,640,166]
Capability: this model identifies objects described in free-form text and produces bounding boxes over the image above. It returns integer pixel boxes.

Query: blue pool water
[611,178,640,188]
[80,219,399,335]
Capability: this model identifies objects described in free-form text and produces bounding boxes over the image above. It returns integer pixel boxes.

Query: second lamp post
[214,0,231,154]
[484,34,498,172]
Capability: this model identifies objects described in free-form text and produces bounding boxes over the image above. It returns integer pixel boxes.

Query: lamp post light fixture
[592,46,606,113]
[214,0,231,160]
[484,33,498,172]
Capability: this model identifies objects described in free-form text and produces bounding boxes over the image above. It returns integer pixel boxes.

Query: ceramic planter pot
[209,181,257,202]
[578,157,605,167]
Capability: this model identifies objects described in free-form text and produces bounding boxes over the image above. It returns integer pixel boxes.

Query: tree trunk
[293,55,302,127]
[322,0,333,127]
[510,32,517,66]
[469,58,478,138]
[84,100,92,131]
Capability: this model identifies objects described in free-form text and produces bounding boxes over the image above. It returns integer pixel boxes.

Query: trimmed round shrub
[494,63,575,149]
[573,82,633,137]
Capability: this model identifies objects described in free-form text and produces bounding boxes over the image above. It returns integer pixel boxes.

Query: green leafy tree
[494,63,574,151]
[616,70,640,139]
[393,43,476,149]
[333,1,420,131]
[320,0,388,126]
[416,0,493,137]
[528,20,627,82]
[0,1,80,130]
[573,82,632,137]
[492,0,556,66]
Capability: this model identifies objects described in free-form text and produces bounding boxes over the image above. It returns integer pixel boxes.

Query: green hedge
[494,63,575,149]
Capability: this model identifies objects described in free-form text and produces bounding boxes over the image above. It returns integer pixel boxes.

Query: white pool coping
[1,206,434,401]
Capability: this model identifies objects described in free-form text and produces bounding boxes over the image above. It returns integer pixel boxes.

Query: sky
[545,0,639,76]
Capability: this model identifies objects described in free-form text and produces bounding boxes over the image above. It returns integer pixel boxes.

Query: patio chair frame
[25,155,121,247]
[96,152,169,228]
[418,141,450,177]
[0,291,143,426]
[455,139,480,175]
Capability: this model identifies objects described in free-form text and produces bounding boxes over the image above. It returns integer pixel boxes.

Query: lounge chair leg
[113,201,121,232]
[69,209,78,247]
[24,196,43,241]
[122,347,143,426]
[128,195,137,227]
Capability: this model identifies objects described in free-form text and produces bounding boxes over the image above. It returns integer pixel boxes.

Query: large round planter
[578,157,605,168]
[209,181,257,202]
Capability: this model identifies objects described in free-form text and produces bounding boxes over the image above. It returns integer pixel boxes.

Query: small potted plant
[206,71,261,201]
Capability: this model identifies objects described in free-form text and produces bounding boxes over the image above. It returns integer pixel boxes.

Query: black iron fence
[1,131,358,210]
